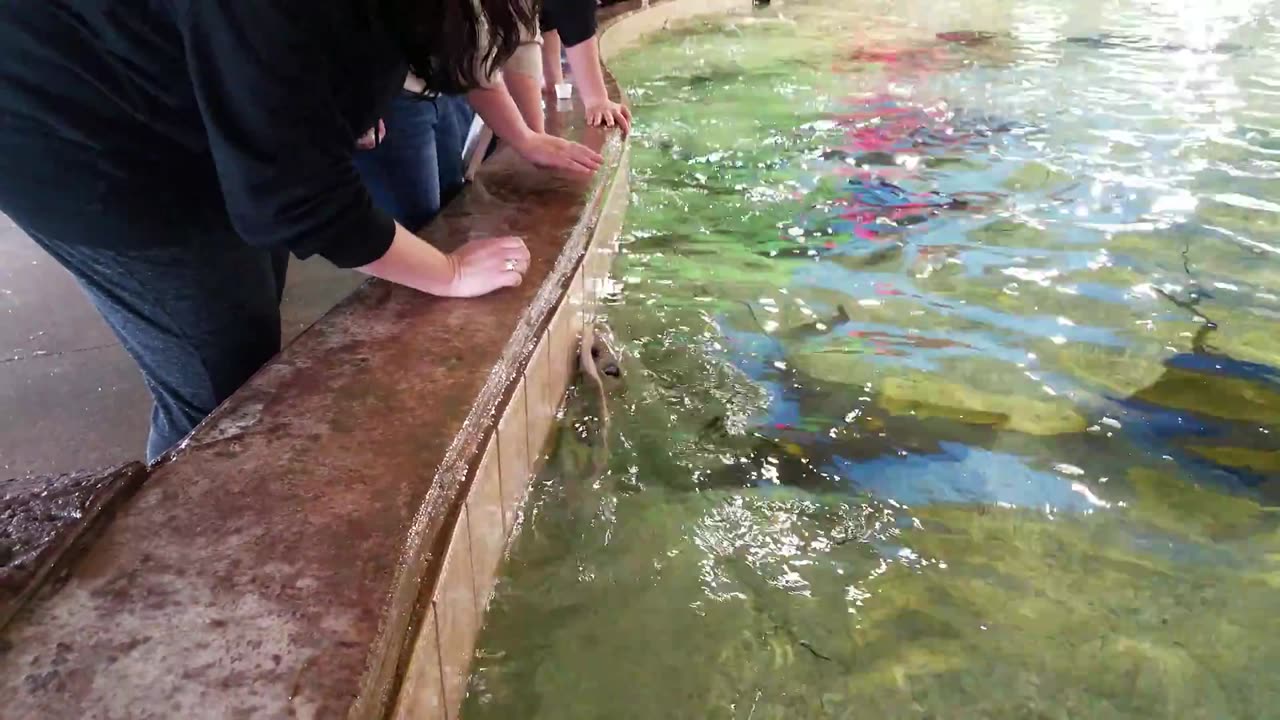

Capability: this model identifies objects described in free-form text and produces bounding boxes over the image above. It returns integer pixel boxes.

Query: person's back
[0,0,417,461]
[0,0,404,250]
[0,1,209,233]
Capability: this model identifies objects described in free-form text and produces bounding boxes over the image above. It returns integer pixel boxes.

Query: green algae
[967,217,1057,248]
[1031,343,1171,397]
[1127,467,1270,542]
[468,473,1280,719]
[1206,313,1280,370]
[1196,198,1280,239]
[1132,366,1280,426]
[1185,446,1280,475]
[876,373,1087,435]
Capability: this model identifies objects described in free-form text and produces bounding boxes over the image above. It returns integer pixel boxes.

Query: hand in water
[513,133,603,177]
[585,100,632,137]
[356,119,386,150]
[445,236,530,297]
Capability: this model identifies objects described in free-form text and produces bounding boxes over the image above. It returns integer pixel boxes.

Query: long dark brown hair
[377,0,539,95]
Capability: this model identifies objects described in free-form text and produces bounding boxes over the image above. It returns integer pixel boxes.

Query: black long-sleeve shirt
[540,0,600,49]
[0,0,407,267]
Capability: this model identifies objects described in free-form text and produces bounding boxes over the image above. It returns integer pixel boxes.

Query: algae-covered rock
[1107,229,1280,292]
[1201,313,1280,371]
[1028,341,1176,398]
[877,374,1087,435]
[1185,445,1280,475]
[1132,366,1280,426]
[1076,636,1228,717]
[1126,467,1268,542]
[1196,196,1280,238]
[968,217,1057,248]
[786,346,1088,436]
[1001,161,1074,192]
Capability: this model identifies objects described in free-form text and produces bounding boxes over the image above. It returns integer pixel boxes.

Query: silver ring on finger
[504,258,519,272]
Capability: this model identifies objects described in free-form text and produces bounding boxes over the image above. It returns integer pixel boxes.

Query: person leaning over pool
[355,1,604,231]
[0,0,566,462]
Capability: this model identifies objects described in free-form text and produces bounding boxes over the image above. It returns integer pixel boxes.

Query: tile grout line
[430,605,448,720]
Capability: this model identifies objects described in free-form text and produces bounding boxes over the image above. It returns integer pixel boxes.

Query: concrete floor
[0,213,366,478]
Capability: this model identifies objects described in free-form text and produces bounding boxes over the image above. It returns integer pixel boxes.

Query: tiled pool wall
[390,127,633,720]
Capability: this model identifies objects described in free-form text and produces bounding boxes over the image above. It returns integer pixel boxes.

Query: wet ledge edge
[0,0,739,718]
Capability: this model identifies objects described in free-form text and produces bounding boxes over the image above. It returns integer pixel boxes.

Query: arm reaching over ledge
[565,35,631,136]
[358,222,529,298]
[540,0,632,136]
[466,83,604,176]
[456,4,604,177]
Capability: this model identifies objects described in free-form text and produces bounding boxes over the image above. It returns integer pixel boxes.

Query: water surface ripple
[467,1,1280,717]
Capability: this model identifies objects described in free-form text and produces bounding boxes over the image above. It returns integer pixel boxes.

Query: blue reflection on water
[833,443,1098,510]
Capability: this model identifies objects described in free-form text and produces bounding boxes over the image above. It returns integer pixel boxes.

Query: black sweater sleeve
[175,0,395,268]
[540,0,599,49]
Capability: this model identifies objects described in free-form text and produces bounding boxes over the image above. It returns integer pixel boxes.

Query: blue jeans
[28,226,289,462]
[10,97,474,463]
[354,93,476,231]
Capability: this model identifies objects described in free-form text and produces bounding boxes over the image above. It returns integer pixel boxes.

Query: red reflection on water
[809,36,1015,251]
[848,329,973,350]
[839,34,956,74]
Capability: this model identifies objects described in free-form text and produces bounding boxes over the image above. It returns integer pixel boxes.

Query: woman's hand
[585,100,632,136]
[358,224,528,298]
[512,133,603,177]
[444,236,530,297]
[356,119,386,150]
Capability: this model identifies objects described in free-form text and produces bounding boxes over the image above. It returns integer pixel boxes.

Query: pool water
[465,1,1280,717]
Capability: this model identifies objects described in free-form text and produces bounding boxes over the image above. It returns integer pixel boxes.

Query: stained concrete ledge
[0,1,744,718]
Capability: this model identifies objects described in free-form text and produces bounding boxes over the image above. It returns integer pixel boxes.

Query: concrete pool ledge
[0,1,745,718]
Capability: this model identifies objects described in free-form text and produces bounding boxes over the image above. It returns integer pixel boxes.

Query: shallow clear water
[466,1,1280,717]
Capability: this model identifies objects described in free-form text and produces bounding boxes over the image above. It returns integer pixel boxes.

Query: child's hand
[585,100,632,137]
